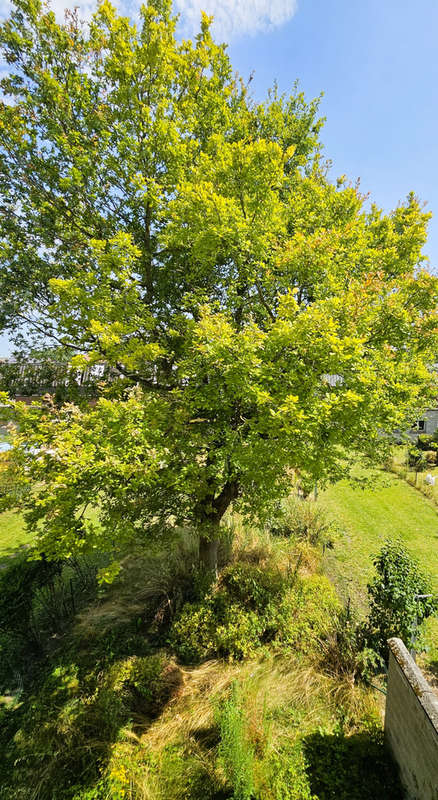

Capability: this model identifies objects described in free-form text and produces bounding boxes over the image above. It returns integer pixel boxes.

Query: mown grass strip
[321,470,438,666]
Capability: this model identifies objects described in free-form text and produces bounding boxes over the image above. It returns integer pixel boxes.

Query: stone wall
[385,638,438,800]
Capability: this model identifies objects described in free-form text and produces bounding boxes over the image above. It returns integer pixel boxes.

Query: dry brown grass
[103,653,382,799]
[75,531,200,640]
[136,653,379,754]
[226,510,322,580]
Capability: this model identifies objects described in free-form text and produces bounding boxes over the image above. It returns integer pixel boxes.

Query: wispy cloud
[0,0,98,21]
[174,0,298,39]
[0,0,298,39]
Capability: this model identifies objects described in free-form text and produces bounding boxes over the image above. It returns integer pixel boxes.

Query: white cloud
[0,0,97,21]
[0,0,298,39]
[174,0,298,39]
[0,0,137,23]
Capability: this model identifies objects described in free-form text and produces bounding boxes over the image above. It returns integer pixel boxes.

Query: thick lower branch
[210,480,239,522]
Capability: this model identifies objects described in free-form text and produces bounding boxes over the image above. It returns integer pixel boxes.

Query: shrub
[171,563,340,663]
[263,747,316,800]
[170,597,264,663]
[366,539,437,658]
[0,665,124,800]
[408,444,423,467]
[0,652,182,800]
[407,445,425,468]
[264,500,294,538]
[107,653,183,717]
[0,550,102,692]
[417,433,434,451]
[0,554,62,689]
[220,562,285,610]
[159,743,218,800]
[303,726,402,799]
[274,575,341,653]
[319,605,383,682]
[171,561,286,661]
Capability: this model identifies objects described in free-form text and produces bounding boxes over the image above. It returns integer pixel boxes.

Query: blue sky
[226,0,438,269]
[1,0,437,355]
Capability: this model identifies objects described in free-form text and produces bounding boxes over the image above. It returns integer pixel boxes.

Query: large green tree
[1,0,438,569]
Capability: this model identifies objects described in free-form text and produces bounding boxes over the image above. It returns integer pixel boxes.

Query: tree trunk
[197,480,238,573]
[199,535,219,573]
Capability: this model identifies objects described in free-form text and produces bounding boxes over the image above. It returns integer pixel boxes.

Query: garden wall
[385,637,438,800]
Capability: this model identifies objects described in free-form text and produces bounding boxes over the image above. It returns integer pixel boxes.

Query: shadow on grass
[303,729,403,800]
[0,623,185,799]
[0,549,175,799]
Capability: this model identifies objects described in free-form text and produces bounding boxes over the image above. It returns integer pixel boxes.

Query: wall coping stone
[388,637,438,731]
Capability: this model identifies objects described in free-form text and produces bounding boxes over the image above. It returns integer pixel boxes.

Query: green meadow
[321,470,438,665]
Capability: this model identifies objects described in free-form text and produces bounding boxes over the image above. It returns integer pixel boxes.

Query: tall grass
[107,653,388,800]
[0,506,401,799]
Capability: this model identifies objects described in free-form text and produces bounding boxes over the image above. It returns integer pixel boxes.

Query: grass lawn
[391,444,438,504]
[321,471,438,599]
[0,510,30,564]
[0,429,30,562]
[320,469,438,669]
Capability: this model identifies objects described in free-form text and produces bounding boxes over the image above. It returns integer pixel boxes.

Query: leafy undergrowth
[0,514,402,799]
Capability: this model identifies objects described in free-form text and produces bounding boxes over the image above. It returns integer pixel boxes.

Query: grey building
[408,408,438,439]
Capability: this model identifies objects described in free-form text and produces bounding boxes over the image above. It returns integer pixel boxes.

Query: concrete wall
[385,638,438,800]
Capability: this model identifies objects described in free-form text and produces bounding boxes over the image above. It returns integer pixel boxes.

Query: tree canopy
[1,0,438,568]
